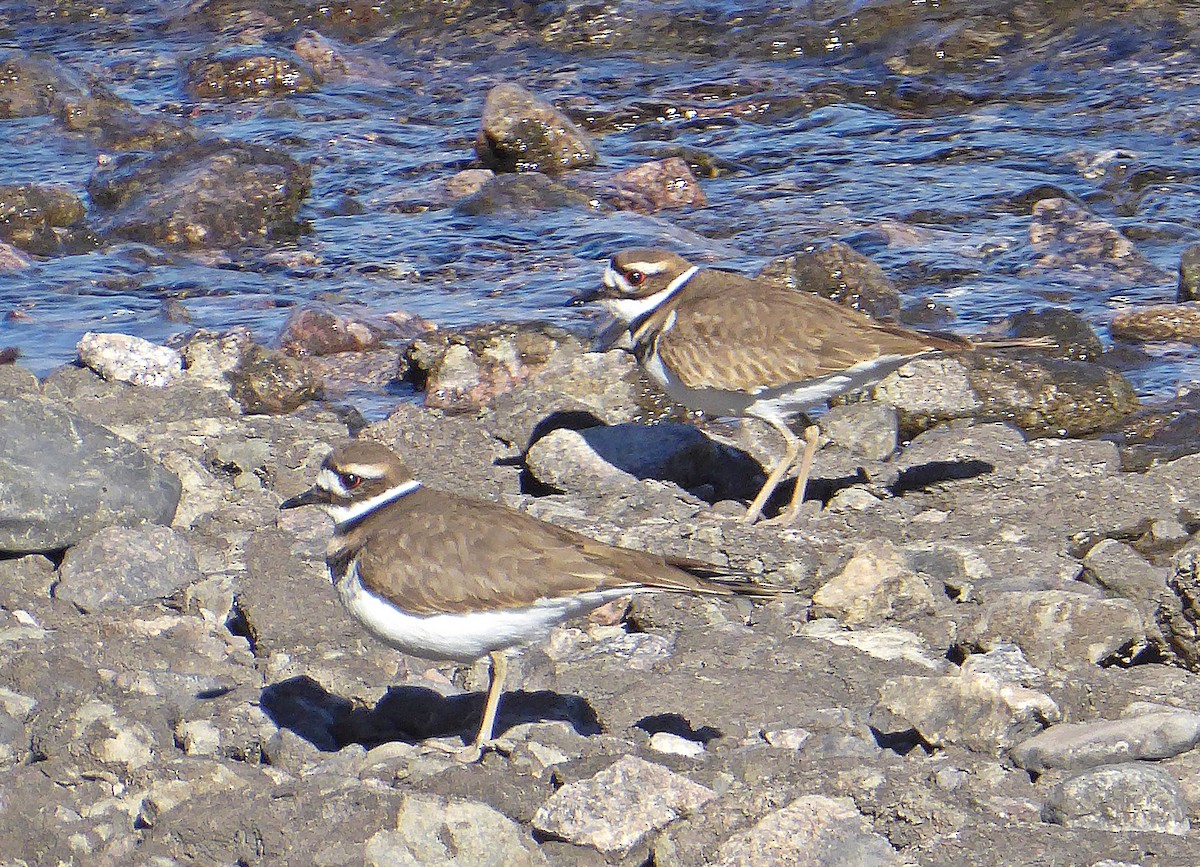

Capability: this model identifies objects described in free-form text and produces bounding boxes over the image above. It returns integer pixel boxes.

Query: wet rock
[186,45,320,100]
[576,157,707,213]
[77,332,183,388]
[871,666,1060,754]
[227,344,321,414]
[0,240,31,270]
[400,321,586,413]
[178,327,256,383]
[1011,711,1200,773]
[88,138,310,249]
[55,525,200,613]
[0,50,90,118]
[278,302,431,356]
[531,754,714,857]
[1044,763,1188,835]
[1119,387,1200,470]
[452,172,590,216]
[0,395,181,553]
[292,30,392,82]
[712,795,907,867]
[1007,307,1105,362]
[475,82,597,174]
[757,241,901,319]
[963,590,1148,671]
[1027,198,1166,283]
[1178,243,1200,302]
[381,169,496,212]
[1110,302,1200,344]
[811,539,942,627]
[525,422,748,498]
[964,353,1139,437]
[364,793,548,866]
[0,183,94,255]
[818,402,898,460]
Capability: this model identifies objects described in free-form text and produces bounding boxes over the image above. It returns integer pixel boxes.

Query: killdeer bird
[571,248,1044,525]
[279,440,776,762]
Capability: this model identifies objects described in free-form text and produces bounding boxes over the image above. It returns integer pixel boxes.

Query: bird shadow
[888,459,996,495]
[260,675,602,752]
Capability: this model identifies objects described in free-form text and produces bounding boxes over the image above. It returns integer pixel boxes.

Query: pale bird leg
[743,418,801,525]
[766,424,820,527]
[454,650,508,763]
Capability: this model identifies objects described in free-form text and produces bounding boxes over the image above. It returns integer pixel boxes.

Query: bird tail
[661,555,787,597]
[971,335,1058,351]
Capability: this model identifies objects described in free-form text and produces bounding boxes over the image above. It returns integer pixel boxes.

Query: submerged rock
[186,45,320,100]
[0,184,95,255]
[88,138,310,249]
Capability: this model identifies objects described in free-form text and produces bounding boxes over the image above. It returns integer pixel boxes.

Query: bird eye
[627,271,646,287]
[340,472,362,489]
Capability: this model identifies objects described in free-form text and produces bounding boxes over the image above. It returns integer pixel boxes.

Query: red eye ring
[340,472,362,489]
[627,271,646,286]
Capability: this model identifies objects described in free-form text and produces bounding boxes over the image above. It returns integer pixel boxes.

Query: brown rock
[475,82,597,174]
[1110,302,1200,343]
[227,345,321,414]
[757,241,901,319]
[589,157,706,213]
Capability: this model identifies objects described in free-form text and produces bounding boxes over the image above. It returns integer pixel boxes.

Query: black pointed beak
[279,486,329,510]
[567,284,603,307]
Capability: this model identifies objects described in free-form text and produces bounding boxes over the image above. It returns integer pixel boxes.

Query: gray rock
[77,331,183,388]
[56,525,200,612]
[1011,711,1200,773]
[812,539,942,626]
[867,356,982,436]
[0,363,39,398]
[818,402,898,460]
[872,668,1060,754]
[1044,763,1189,835]
[0,396,181,553]
[475,82,597,174]
[525,422,739,496]
[713,795,908,867]
[364,793,549,866]
[532,754,715,856]
[963,590,1148,671]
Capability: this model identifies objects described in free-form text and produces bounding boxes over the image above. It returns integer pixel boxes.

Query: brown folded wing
[656,273,968,394]
[347,489,737,615]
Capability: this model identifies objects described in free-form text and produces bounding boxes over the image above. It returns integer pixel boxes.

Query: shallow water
[2,0,1200,410]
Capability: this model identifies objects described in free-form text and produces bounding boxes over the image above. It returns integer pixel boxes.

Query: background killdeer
[571,248,1046,525]
[279,440,776,762]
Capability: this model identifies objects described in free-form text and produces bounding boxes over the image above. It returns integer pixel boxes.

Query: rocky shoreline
[1,312,1200,865]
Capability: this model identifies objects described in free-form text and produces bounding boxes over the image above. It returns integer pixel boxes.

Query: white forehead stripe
[622,260,671,275]
[338,462,387,480]
[317,467,349,498]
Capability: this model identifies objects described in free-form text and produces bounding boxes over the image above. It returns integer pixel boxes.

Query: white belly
[336,564,633,663]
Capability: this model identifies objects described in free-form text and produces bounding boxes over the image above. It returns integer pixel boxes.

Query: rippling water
[2,0,1199,405]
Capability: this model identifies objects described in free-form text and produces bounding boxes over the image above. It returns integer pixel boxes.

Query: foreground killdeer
[571,248,1044,525]
[279,440,776,762]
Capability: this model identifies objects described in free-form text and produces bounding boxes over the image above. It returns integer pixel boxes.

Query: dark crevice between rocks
[634,712,722,746]
[889,459,996,495]
[870,725,931,757]
[260,675,602,753]
[225,596,259,657]
[945,644,970,666]
[1099,639,1164,669]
